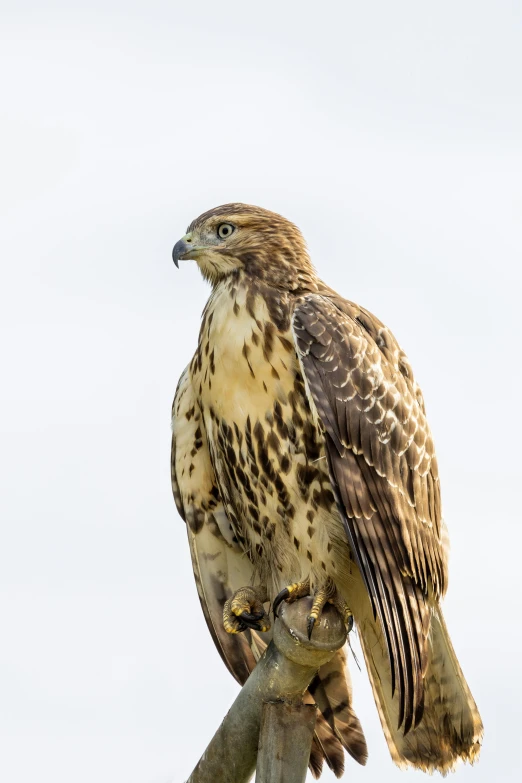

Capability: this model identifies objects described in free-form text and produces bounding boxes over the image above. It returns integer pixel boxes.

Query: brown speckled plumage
[171,204,482,775]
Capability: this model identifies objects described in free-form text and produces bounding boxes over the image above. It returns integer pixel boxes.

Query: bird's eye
[217,223,235,239]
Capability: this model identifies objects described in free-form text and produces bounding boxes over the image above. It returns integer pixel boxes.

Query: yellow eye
[217,223,235,239]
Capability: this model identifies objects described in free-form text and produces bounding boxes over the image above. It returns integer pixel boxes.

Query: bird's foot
[223,586,271,634]
[272,577,311,616]
[307,578,353,640]
[273,577,353,640]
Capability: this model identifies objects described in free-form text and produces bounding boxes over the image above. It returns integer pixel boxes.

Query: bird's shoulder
[294,286,425,411]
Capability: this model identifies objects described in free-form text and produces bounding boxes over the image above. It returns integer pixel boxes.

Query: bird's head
[172,203,315,289]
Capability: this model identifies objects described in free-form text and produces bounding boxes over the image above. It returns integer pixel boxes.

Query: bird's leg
[273,576,353,640]
[223,585,271,634]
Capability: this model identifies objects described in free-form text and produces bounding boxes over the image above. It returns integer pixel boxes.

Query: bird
[170,203,483,777]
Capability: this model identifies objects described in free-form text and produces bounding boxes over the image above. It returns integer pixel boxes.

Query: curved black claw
[242,610,265,622]
[239,610,265,630]
[272,587,290,618]
[307,615,316,640]
[346,614,354,634]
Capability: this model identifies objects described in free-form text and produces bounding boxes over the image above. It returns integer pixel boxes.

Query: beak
[172,237,191,268]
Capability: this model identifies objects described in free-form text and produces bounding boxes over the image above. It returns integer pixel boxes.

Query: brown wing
[292,293,448,733]
[171,367,259,683]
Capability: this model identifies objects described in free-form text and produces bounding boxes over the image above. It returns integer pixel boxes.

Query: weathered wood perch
[185,596,347,783]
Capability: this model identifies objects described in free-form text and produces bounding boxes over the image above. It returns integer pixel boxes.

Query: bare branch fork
[186,597,347,783]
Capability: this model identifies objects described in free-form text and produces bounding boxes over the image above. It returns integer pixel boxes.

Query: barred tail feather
[309,737,325,779]
[308,650,368,767]
[359,600,483,774]
[308,710,346,778]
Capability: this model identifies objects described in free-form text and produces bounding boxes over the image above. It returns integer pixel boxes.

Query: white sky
[1,1,521,781]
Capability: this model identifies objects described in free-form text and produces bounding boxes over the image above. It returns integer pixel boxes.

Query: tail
[307,648,368,778]
[358,601,483,774]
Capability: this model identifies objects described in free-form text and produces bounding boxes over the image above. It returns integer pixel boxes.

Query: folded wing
[292,293,448,733]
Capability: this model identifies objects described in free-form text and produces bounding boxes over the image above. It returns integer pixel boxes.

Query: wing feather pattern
[292,294,447,733]
[171,368,258,683]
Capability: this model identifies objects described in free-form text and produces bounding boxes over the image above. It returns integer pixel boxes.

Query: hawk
[170,203,483,777]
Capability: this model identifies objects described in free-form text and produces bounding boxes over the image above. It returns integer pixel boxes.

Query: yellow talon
[273,578,311,616]
[223,586,271,634]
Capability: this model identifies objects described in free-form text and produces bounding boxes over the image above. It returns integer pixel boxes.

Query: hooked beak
[172,232,208,268]
[172,238,191,268]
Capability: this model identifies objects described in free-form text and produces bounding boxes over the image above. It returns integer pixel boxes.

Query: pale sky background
[1,1,521,782]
